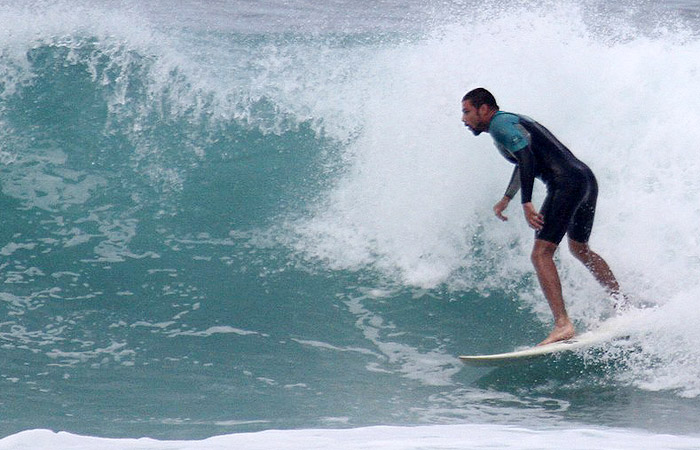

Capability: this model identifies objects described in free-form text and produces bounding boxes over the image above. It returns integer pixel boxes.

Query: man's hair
[462,88,499,110]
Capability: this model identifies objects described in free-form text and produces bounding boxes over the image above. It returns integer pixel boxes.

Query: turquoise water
[1,0,700,445]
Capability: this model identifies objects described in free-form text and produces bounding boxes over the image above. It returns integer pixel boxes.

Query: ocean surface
[0,0,699,448]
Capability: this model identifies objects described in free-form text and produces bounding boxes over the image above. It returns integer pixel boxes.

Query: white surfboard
[459,316,632,367]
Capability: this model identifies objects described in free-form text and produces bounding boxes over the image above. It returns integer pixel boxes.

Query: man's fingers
[529,213,544,230]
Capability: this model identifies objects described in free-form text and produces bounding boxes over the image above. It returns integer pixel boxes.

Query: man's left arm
[513,147,544,230]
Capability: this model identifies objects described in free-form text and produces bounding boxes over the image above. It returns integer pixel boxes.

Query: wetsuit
[488,111,598,245]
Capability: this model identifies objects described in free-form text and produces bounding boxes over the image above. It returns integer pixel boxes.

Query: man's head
[461,88,499,136]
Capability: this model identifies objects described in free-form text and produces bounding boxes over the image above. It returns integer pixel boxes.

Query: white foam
[288,3,700,291]
[2,424,700,450]
[343,294,461,386]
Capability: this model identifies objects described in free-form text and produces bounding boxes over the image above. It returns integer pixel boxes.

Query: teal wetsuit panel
[488,111,529,154]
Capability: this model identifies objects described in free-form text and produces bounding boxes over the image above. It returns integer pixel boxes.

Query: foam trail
[3,425,700,450]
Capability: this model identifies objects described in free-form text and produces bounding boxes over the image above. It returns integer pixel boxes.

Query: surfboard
[459,317,631,367]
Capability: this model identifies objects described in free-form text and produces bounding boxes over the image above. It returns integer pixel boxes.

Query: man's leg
[568,239,623,301]
[531,239,575,346]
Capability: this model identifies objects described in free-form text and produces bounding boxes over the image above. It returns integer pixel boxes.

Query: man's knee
[531,240,558,266]
[568,239,591,262]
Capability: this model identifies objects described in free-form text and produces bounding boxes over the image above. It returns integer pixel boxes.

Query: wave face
[0,0,699,441]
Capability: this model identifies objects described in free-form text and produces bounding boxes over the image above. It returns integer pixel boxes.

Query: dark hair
[462,88,499,110]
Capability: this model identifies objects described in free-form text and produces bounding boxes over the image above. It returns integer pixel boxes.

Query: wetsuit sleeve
[504,166,521,199]
[512,146,536,204]
[489,112,533,202]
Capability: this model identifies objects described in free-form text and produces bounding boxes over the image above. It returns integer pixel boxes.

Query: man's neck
[484,108,499,131]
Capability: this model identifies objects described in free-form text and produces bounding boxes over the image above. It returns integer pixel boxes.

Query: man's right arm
[494,196,511,221]
[504,166,521,199]
[493,166,520,221]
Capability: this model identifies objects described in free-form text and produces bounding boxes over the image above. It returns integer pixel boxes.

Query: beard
[466,123,485,136]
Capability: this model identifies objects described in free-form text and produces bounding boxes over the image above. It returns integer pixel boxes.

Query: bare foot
[537,322,575,346]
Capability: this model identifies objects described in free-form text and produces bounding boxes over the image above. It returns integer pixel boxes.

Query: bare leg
[567,239,622,297]
[531,239,575,346]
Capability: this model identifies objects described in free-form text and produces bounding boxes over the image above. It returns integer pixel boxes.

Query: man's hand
[493,196,511,221]
[523,202,544,230]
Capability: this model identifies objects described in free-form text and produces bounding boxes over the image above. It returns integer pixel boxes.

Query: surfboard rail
[459,318,632,367]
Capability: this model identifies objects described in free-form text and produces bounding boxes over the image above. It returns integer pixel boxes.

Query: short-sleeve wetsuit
[488,111,598,245]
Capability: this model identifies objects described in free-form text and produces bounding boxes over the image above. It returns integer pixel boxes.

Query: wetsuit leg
[536,176,588,245]
[566,170,598,244]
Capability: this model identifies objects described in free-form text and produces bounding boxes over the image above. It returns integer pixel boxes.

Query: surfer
[461,87,624,346]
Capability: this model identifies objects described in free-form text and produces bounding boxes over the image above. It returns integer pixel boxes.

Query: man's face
[461,100,489,136]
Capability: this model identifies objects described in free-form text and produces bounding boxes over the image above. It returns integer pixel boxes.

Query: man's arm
[504,166,520,199]
[512,146,535,204]
[522,201,544,230]
[513,147,544,230]
[494,167,520,221]
[494,196,510,221]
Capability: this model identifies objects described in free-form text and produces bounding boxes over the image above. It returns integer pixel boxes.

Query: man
[461,87,623,346]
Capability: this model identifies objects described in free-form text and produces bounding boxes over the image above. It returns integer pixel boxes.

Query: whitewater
[0,0,700,448]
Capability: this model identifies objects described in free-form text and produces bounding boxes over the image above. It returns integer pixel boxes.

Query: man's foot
[537,322,575,346]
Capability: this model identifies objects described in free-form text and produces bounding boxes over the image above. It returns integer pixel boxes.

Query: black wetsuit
[488,111,598,245]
